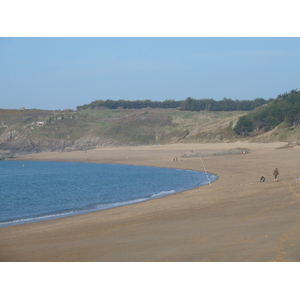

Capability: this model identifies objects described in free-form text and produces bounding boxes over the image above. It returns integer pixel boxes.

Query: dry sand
[1,142,300,262]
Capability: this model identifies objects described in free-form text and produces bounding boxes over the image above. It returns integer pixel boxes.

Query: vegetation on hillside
[0,108,244,158]
[234,90,300,136]
[1,89,300,158]
[76,97,269,112]
[180,97,269,111]
[76,99,183,110]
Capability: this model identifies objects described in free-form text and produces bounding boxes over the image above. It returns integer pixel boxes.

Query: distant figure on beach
[273,168,279,182]
[260,176,265,182]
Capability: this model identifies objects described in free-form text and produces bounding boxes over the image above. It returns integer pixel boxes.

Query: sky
[1,37,300,110]
[1,1,299,112]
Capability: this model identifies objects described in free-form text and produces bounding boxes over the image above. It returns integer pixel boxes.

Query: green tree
[234,115,254,136]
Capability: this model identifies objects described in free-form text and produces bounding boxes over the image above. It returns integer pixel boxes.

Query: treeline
[181,97,269,111]
[76,99,183,110]
[76,97,269,111]
[234,89,300,136]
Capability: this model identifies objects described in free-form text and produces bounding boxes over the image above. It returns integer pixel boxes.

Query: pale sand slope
[1,142,300,262]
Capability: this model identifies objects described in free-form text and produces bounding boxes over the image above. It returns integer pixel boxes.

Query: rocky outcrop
[1,130,23,142]
[0,132,135,159]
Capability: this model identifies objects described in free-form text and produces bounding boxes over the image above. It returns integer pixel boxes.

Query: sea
[0,160,217,227]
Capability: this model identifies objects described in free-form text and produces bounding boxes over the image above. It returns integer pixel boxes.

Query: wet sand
[1,142,300,262]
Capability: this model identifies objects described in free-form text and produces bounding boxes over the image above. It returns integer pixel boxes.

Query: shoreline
[0,162,217,228]
[1,142,300,261]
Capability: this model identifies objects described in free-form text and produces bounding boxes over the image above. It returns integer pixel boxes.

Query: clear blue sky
[1,37,300,110]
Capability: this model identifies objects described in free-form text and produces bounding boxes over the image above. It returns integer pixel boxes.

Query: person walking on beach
[273,168,279,182]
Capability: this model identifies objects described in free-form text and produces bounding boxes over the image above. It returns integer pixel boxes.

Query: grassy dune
[1,107,299,158]
[0,108,244,147]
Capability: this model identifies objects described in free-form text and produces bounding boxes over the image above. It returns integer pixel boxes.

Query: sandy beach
[1,141,300,262]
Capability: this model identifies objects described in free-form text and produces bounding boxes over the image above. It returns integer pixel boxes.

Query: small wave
[151,190,176,198]
[0,210,83,227]
[0,190,178,227]
[0,191,176,227]
[94,190,177,211]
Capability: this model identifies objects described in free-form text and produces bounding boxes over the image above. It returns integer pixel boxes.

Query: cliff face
[0,130,72,154]
[0,130,121,159]
[0,108,250,159]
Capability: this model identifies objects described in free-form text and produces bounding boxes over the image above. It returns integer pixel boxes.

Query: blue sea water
[0,161,217,227]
